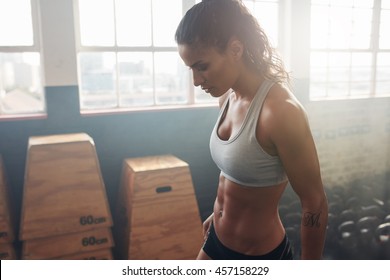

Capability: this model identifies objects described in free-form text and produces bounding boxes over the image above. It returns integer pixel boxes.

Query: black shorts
[202,223,293,260]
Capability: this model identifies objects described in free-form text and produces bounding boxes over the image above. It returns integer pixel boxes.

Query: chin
[208,92,222,98]
[212,89,230,98]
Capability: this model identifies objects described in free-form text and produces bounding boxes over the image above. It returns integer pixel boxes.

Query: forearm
[299,198,328,259]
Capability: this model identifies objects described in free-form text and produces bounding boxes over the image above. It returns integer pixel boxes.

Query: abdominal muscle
[212,174,289,256]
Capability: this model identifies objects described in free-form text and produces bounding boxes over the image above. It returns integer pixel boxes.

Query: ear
[228,38,244,60]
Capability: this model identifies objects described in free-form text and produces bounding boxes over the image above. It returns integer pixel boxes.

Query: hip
[203,222,293,260]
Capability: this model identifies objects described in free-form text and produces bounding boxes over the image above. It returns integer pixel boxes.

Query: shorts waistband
[203,222,293,260]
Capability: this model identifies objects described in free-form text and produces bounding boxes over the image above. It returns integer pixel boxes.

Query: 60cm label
[81,236,109,247]
[79,215,106,225]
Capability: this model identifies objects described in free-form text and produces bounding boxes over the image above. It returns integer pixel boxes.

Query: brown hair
[175,0,290,86]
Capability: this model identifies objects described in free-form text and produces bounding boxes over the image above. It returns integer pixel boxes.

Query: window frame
[73,0,202,112]
[0,0,41,52]
[0,0,45,118]
[73,0,284,113]
[309,0,390,101]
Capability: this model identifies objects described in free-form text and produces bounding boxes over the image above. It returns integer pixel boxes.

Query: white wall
[39,0,77,86]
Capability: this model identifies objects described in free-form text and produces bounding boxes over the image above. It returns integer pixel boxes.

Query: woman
[175,0,328,260]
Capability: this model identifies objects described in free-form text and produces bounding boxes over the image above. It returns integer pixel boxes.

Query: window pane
[244,1,279,46]
[310,83,328,99]
[353,0,373,8]
[152,0,182,46]
[376,81,390,96]
[78,52,117,108]
[329,7,352,49]
[311,1,372,50]
[379,10,390,49]
[351,52,371,81]
[328,53,350,83]
[78,0,115,46]
[376,53,390,97]
[351,8,372,49]
[154,52,188,104]
[311,6,330,48]
[0,52,44,114]
[330,0,353,7]
[328,82,349,98]
[311,52,328,67]
[311,0,330,5]
[116,0,152,46]
[118,52,154,107]
[253,1,278,46]
[350,82,370,97]
[329,67,349,82]
[311,67,327,83]
[382,0,390,9]
[0,0,33,46]
[329,52,350,67]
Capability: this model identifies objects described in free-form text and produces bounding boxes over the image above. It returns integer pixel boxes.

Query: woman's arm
[265,88,328,259]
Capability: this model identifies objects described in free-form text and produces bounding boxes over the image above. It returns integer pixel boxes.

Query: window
[0,0,44,116]
[75,0,209,110]
[377,0,390,96]
[75,0,280,111]
[310,0,390,100]
[243,0,279,47]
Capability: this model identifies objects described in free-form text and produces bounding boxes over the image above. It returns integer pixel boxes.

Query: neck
[231,68,264,101]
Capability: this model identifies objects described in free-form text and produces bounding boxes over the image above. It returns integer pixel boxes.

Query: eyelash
[190,64,208,72]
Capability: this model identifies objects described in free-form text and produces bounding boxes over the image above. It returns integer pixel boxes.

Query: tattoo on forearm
[303,212,321,228]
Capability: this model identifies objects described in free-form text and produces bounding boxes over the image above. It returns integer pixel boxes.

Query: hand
[202,213,214,240]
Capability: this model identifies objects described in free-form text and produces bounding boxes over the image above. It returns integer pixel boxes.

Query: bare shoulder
[261,83,309,139]
[266,84,305,115]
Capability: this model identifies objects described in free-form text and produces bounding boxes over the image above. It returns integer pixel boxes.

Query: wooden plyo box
[22,227,114,260]
[53,248,114,260]
[0,155,15,244]
[0,155,16,259]
[20,133,113,241]
[0,243,16,260]
[115,155,203,260]
[0,219,14,244]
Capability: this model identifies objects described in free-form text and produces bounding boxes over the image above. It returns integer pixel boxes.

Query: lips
[201,86,212,93]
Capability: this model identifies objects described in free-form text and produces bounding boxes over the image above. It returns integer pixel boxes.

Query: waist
[213,211,286,255]
[213,176,287,255]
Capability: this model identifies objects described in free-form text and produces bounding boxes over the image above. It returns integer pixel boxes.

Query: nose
[192,70,204,87]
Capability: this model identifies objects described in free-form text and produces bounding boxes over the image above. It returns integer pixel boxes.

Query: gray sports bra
[209,79,288,187]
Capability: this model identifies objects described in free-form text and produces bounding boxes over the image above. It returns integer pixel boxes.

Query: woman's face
[178,44,240,98]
